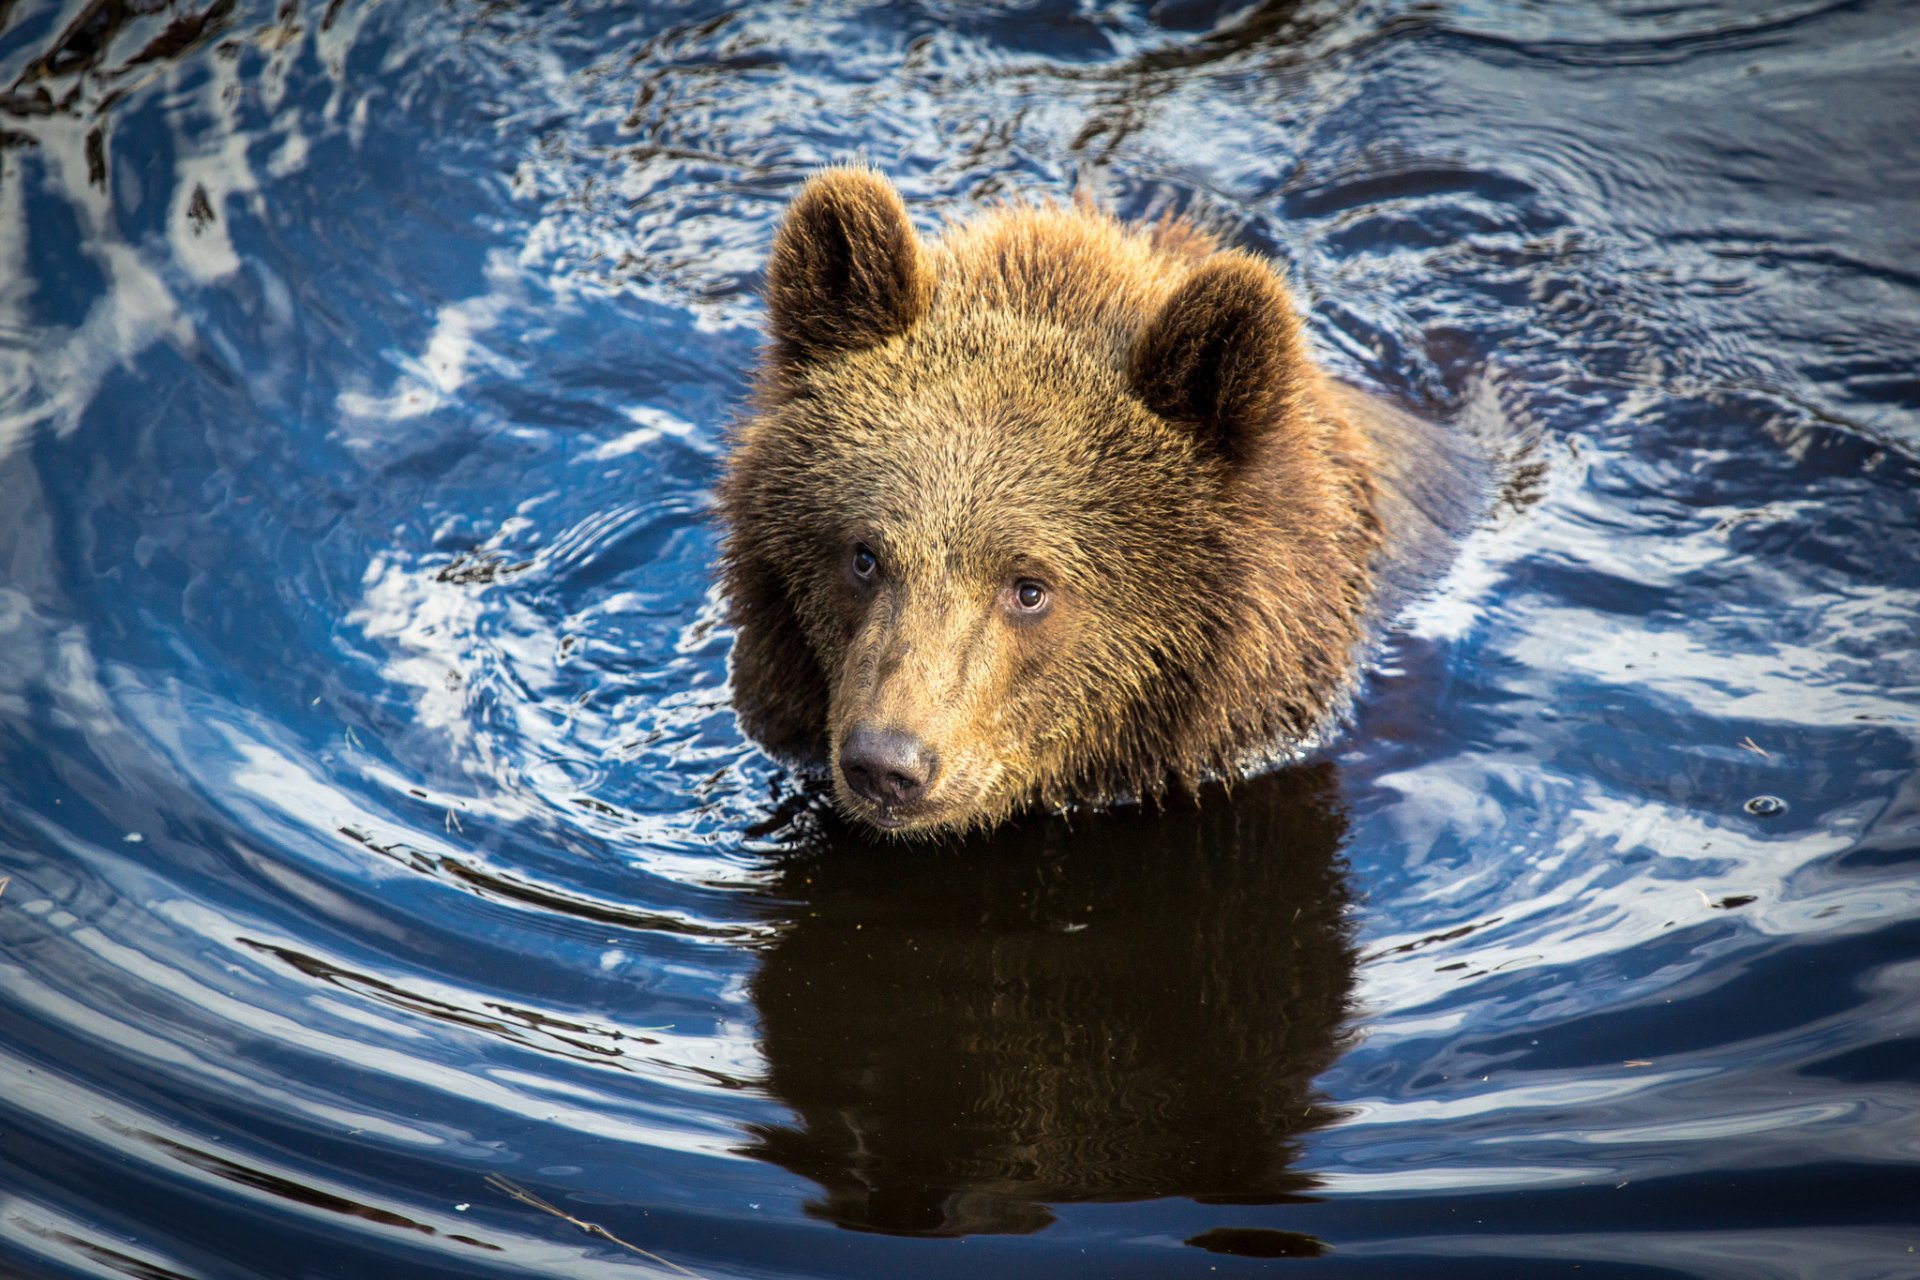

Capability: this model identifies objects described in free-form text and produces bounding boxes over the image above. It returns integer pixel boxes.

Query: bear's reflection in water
[746,764,1355,1238]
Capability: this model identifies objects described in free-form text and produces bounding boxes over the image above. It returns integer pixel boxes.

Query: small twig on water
[1738,736,1770,757]
[485,1174,705,1278]
[0,875,9,900]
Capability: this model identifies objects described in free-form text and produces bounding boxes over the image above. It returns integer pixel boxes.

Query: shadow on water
[746,765,1355,1242]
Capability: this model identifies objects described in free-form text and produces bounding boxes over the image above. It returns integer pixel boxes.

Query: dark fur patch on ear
[766,167,934,364]
[1129,253,1303,462]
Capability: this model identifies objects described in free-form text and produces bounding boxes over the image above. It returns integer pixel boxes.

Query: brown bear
[719,167,1467,836]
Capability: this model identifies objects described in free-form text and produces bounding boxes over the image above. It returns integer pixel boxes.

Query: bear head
[720,168,1375,835]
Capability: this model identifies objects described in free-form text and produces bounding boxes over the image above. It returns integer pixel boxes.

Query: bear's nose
[840,725,937,810]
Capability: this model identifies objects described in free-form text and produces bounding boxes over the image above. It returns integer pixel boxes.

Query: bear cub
[720,167,1412,837]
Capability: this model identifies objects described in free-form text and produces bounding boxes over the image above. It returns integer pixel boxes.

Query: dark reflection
[1091,0,1373,77]
[746,764,1356,1237]
[1187,1226,1328,1259]
[3,0,241,115]
[1028,0,1423,165]
[104,1120,500,1251]
[335,825,761,940]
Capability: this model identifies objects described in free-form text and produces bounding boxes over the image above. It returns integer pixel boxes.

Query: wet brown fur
[719,167,1384,835]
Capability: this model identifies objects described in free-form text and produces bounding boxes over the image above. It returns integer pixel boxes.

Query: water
[1,1,1917,1276]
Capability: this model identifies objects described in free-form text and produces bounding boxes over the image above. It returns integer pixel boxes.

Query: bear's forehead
[766,297,1223,572]
[797,387,1193,523]
[796,326,1195,469]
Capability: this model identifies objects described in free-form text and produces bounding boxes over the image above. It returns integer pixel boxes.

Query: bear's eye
[851,543,879,581]
[1012,579,1049,612]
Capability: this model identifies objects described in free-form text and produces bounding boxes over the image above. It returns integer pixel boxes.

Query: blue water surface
[2,1,1918,1277]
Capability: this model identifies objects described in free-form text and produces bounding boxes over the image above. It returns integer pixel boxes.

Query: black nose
[840,726,937,808]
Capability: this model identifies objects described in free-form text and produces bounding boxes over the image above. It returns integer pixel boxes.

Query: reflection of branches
[485,1174,707,1278]
[6,0,242,110]
[1048,0,1417,165]
[0,0,268,191]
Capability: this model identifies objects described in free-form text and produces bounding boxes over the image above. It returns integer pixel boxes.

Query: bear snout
[839,725,940,819]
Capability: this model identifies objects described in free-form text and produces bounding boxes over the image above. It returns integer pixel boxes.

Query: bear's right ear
[1129,253,1304,465]
[765,167,934,364]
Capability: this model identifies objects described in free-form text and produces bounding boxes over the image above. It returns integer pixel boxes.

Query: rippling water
[2,1,1917,1277]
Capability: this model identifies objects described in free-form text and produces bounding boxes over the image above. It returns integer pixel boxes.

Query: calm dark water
[2,1,1918,1277]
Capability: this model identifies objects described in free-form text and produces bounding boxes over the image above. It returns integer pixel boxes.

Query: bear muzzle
[837,724,940,828]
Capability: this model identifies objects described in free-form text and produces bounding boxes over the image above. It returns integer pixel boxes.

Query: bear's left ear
[765,167,934,365]
[1129,253,1304,464]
